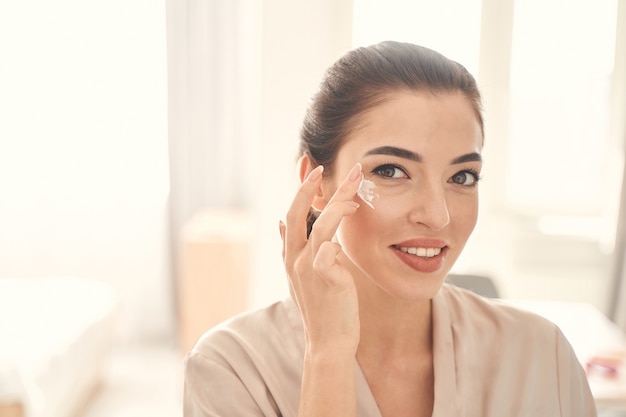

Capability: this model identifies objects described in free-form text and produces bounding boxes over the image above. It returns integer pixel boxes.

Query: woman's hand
[280,163,363,356]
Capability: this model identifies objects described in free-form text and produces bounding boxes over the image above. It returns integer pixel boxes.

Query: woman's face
[325,91,483,301]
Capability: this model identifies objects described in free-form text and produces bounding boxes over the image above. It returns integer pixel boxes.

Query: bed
[0,277,119,417]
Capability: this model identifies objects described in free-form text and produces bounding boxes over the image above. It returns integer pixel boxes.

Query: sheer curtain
[166,0,354,310]
[612,167,626,327]
[166,0,260,244]
[607,0,626,328]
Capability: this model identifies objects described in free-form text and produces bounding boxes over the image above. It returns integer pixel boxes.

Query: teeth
[398,246,441,258]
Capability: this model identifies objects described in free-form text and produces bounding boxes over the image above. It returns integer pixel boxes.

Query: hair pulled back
[299,41,484,175]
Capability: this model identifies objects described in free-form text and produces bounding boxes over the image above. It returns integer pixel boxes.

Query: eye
[450,169,481,186]
[372,164,408,179]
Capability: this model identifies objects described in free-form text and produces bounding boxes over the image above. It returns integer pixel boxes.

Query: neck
[356,284,433,359]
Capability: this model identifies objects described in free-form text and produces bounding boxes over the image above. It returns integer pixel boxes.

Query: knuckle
[313,241,338,272]
[311,252,324,272]
[293,256,309,277]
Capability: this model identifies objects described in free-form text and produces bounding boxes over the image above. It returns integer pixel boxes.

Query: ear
[297,154,330,211]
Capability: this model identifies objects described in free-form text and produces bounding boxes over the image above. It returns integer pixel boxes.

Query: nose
[407,181,450,230]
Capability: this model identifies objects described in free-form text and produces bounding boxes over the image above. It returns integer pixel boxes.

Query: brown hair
[299,41,484,235]
[299,41,483,173]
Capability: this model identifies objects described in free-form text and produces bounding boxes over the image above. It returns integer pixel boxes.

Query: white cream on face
[357,177,378,209]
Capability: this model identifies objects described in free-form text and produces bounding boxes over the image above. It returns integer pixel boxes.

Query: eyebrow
[451,152,482,165]
[363,146,482,165]
[363,146,421,162]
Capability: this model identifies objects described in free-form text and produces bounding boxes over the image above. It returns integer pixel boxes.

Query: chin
[373,272,447,303]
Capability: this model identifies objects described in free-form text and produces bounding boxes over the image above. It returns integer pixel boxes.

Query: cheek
[450,195,479,234]
[338,196,397,243]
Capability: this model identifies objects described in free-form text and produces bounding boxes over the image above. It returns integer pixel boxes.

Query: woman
[184,41,596,416]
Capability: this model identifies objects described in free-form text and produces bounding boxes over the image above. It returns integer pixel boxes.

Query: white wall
[0,1,172,342]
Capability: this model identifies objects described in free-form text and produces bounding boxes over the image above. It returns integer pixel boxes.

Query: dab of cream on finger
[357,177,378,209]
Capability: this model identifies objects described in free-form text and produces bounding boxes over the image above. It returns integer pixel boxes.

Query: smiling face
[321,91,483,301]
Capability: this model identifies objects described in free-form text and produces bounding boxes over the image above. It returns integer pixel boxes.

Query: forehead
[342,91,483,155]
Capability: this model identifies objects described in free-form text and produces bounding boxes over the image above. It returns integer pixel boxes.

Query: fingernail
[348,163,362,182]
[306,165,324,182]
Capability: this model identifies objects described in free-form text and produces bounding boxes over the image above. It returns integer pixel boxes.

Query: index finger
[284,165,324,256]
[307,163,363,248]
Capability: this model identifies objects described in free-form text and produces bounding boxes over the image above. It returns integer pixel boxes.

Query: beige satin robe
[183,284,597,416]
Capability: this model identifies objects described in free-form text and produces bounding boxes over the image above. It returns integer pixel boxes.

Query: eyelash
[371,163,408,179]
[450,169,482,187]
[371,164,482,187]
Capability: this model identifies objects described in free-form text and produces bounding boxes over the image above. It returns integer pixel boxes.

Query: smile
[395,246,442,258]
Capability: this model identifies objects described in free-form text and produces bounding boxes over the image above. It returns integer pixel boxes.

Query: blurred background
[0,0,624,416]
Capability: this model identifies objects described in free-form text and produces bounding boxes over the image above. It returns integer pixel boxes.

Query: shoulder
[189,298,304,362]
[438,283,559,341]
[436,284,596,415]
[183,299,304,416]
[437,283,585,379]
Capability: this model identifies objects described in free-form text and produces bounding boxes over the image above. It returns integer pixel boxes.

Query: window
[506,0,619,219]
[352,0,624,306]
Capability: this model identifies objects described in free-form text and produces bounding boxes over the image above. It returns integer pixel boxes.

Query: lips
[391,239,448,273]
